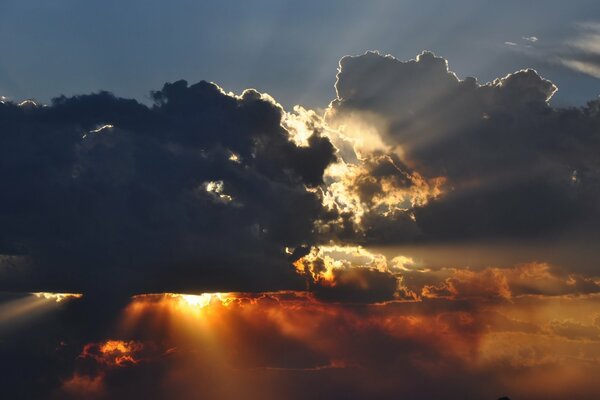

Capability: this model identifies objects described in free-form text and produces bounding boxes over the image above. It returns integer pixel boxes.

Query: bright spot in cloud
[131,293,233,311]
[18,99,38,107]
[204,180,235,204]
[89,124,114,134]
[179,293,227,308]
[31,292,83,302]
[228,152,241,163]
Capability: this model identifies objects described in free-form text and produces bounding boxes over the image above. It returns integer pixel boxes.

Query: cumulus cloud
[292,246,399,303]
[0,81,336,295]
[326,50,600,246]
[4,50,600,298]
[291,244,600,304]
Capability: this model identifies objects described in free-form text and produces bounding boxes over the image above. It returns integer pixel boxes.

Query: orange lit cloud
[416,262,600,301]
[80,340,145,367]
[54,288,600,399]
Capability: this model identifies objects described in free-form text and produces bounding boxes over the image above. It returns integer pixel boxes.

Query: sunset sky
[2,1,600,399]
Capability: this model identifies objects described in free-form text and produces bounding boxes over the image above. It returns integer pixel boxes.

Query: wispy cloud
[558,22,600,78]
[560,58,600,78]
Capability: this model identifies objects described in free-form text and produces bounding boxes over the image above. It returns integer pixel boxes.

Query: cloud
[0,81,336,295]
[292,246,399,303]
[560,58,600,78]
[547,319,600,341]
[556,22,600,78]
[415,262,600,301]
[325,50,600,247]
[41,291,600,399]
[291,243,600,303]
[3,269,600,399]
[4,50,600,297]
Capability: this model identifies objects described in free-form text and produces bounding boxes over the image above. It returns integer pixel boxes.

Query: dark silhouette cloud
[0,81,336,295]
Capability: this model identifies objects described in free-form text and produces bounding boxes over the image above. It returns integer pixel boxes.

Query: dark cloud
[0,81,336,295]
[292,249,399,303]
[312,267,398,304]
[328,51,600,244]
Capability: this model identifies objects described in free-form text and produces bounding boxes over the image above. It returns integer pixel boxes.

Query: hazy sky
[2,0,600,108]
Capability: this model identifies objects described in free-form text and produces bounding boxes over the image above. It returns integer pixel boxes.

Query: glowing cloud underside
[55,290,600,400]
[31,292,83,302]
[132,293,233,308]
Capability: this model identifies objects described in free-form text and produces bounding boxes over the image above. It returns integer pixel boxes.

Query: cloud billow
[0,80,336,294]
[327,51,600,244]
[2,51,600,298]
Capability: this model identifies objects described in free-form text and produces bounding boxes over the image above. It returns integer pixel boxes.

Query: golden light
[0,292,84,328]
[293,245,392,284]
[178,293,228,308]
[203,181,235,203]
[31,292,83,303]
[97,340,140,367]
[100,340,131,354]
[127,293,234,317]
[228,152,241,163]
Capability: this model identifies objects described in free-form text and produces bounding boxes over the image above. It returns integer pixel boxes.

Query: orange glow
[293,245,389,284]
[99,342,138,367]
[31,292,83,302]
[128,292,237,316]
[61,374,104,398]
[79,339,149,368]
[58,286,600,399]
[177,293,230,308]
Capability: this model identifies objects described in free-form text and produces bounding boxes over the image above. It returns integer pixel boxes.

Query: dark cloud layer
[0,81,336,294]
[1,47,600,311]
[3,50,600,297]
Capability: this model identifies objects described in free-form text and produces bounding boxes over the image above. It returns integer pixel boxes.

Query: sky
[2,0,600,108]
[2,1,600,399]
